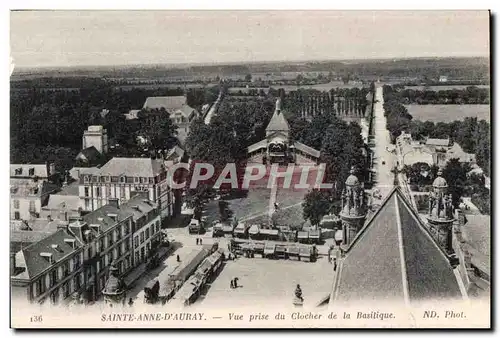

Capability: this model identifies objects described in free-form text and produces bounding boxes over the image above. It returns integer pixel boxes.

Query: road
[371,85,395,199]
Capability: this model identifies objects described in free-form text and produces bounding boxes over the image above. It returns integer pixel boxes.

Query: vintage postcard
[9,10,491,329]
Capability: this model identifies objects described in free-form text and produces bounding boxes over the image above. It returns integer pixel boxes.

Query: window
[28,168,35,176]
[117,245,122,257]
[135,252,139,264]
[50,270,58,288]
[134,237,139,248]
[35,278,46,296]
[63,261,70,277]
[50,289,59,304]
[120,186,126,199]
[84,175,89,183]
[100,256,105,270]
[14,211,20,220]
[106,186,112,197]
[145,228,150,240]
[108,234,113,246]
[105,176,111,183]
[13,200,19,209]
[150,224,154,235]
[99,238,105,251]
[156,221,160,232]
[87,247,93,259]
[29,201,36,212]
[125,240,130,252]
[140,232,145,244]
[15,168,22,175]
[74,274,81,290]
[134,177,140,183]
[84,187,89,197]
[115,229,120,241]
[120,176,126,183]
[123,223,129,235]
[96,187,100,197]
[72,255,81,270]
[63,282,70,298]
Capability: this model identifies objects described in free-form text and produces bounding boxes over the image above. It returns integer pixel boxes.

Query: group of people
[230,277,240,289]
[196,238,203,245]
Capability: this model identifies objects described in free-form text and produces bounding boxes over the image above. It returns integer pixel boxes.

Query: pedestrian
[128,297,134,307]
[176,254,180,262]
[233,277,239,288]
[199,238,203,245]
[333,258,338,271]
[196,238,199,245]
[230,279,235,289]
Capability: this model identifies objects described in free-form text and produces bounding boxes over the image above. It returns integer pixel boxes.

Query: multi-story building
[120,195,162,267]
[11,201,134,305]
[78,157,175,221]
[10,180,59,221]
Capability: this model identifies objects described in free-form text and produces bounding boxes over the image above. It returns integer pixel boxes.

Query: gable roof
[143,96,187,110]
[13,229,83,280]
[266,110,290,132]
[76,146,102,160]
[332,187,465,305]
[99,158,165,178]
[171,105,198,119]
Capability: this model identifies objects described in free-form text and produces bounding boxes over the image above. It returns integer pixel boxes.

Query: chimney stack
[108,198,119,209]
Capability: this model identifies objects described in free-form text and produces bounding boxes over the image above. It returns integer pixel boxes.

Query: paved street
[371,85,396,200]
[192,256,334,311]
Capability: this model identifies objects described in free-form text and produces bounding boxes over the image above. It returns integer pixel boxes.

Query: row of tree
[281,87,370,118]
[398,86,489,105]
[382,85,414,143]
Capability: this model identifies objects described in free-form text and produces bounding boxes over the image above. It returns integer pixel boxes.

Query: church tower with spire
[427,168,455,254]
[340,166,367,246]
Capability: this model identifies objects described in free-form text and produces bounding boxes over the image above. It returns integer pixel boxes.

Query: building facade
[82,125,108,154]
[78,157,175,220]
[11,203,134,305]
[119,196,162,267]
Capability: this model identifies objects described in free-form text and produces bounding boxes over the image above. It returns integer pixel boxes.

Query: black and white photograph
[9,9,491,329]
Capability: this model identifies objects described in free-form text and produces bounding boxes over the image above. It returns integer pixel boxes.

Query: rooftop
[10,164,52,178]
[98,157,165,178]
[332,187,465,305]
[119,195,157,222]
[266,109,290,133]
[13,229,83,280]
[143,96,187,111]
[46,194,81,211]
[426,138,451,147]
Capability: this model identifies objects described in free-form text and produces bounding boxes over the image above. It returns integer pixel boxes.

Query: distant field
[277,81,364,92]
[404,85,490,91]
[405,104,490,122]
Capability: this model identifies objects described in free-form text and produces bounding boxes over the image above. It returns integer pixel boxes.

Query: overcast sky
[10,10,490,69]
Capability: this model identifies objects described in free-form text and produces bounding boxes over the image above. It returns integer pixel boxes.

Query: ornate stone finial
[276,98,282,112]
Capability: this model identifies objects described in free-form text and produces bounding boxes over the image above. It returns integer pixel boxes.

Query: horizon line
[12,54,490,73]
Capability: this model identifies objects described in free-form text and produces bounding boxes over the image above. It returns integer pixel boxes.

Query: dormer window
[14,168,22,175]
[28,168,35,176]
[84,175,89,183]
[105,175,111,183]
[120,176,126,183]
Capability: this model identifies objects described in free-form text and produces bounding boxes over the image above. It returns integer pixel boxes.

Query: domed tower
[427,168,455,254]
[340,166,367,246]
[102,262,127,307]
